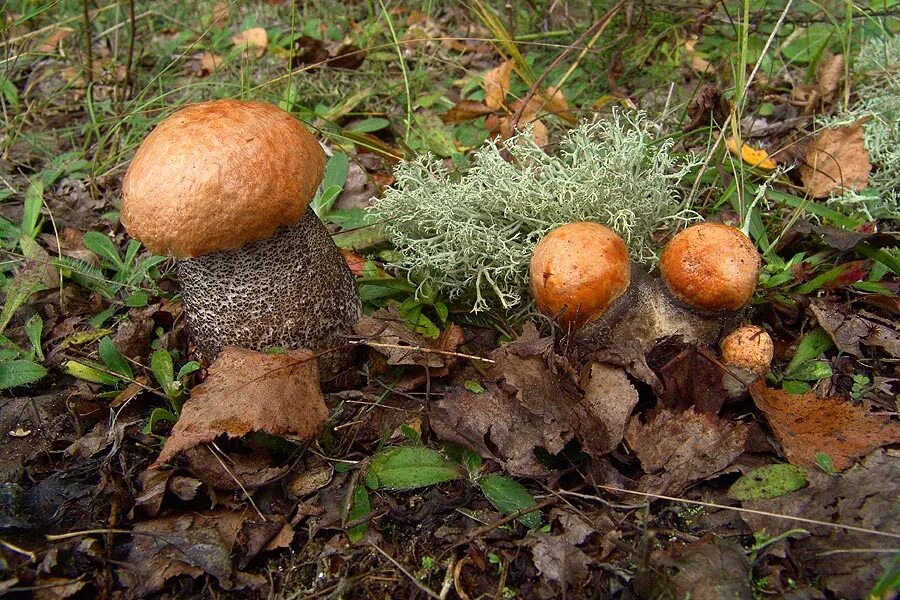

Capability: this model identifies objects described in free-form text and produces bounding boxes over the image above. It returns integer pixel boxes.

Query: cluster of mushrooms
[530,221,774,397]
[120,98,772,397]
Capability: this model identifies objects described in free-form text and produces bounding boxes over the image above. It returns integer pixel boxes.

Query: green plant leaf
[463,380,485,394]
[783,327,833,377]
[369,446,463,490]
[124,291,149,307]
[0,257,49,337]
[24,314,43,361]
[477,474,542,529]
[727,463,808,500]
[781,23,835,65]
[815,452,837,475]
[82,231,124,270]
[21,180,43,241]
[346,484,371,543]
[142,407,178,434]
[99,337,133,379]
[785,359,832,381]
[176,361,201,380]
[348,118,390,134]
[151,349,177,397]
[0,359,47,389]
[63,359,121,385]
[313,152,350,217]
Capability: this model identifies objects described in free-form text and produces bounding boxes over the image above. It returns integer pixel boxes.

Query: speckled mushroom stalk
[121,99,360,377]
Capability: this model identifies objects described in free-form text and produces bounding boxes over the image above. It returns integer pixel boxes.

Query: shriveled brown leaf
[231,27,267,58]
[155,347,326,466]
[483,60,513,110]
[33,577,86,600]
[741,450,899,598]
[799,121,871,198]
[430,325,638,476]
[185,52,223,77]
[634,536,752,600]
[816,53,844,102]
[35,27,73,53]
[811,298,900,358]
[442,99,494,123]
[526,534,591,588]
[750,382,900,470]
[181,443,294,491]
[353,306,464,369]
[625,408,750,495]
[656,346,726,414]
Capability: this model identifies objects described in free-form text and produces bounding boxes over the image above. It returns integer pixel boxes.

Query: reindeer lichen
[370,111,700,313]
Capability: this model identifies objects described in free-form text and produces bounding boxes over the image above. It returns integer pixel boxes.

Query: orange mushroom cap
[659,222,760,311]
[530,222,631,330]
[720,325,774,376]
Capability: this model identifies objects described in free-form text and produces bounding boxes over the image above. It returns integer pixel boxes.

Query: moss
[370,111,700,314]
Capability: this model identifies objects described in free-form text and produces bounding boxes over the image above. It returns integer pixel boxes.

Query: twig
[370,542,442,600]
[206,443,266,520]
[0,538,36,561]
[559,488,900,540]
[349,340,496,364]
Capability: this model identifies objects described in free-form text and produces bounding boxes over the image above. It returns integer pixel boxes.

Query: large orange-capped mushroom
[659,222,760,311]
[530,222,631,330]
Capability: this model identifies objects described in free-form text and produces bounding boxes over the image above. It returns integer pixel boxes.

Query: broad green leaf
[346,484,371,543]
[82,231,124,269]
[313,153,349,216]
[463,380,485,394]
[0,359,47,389]
[781,23,835,65]
[141,407,178,434]
[0,256,49,336]
[477,474,542,529]
[151,349,176,396]
[99,337,133,379]
[21,180,43,241]
[63,359,121,385]
[369,446,462,490]
[124,291,149,307]
[24,314,43,361]
[785,359,832,382]
[176,361,201,380]
[783,328,833,377]
[727,464,808,500]
[348,118,390,134]
[815,452,836,475]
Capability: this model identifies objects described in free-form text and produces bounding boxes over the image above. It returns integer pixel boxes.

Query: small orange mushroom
[720,325,774,398]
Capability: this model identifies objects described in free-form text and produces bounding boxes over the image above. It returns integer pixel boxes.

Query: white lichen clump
[819,34,900,220]
[370,111,700,313]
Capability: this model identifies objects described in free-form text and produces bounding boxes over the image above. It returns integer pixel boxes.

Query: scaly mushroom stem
[178,207,360,377]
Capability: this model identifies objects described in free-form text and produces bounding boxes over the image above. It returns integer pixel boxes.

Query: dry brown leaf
[154,347,326,466]
[635,537,752,600]
[442,99,494,123]
[430,325,638,476]
[185,52,223,77]
[750,382,900,470]
[35,27,73,53]
[811,298,900,358]
[33,577,86,600]
[817,53,844,102]
[209,1,229,25]
[799,122,871,198]
[352,307,463,369]
[232,27,268,58]
[483,60,513,110]
[625,408,750,495]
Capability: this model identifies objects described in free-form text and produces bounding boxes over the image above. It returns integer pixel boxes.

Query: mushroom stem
[177,207,360,377]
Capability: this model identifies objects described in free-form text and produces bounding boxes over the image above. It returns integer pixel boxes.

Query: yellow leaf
[232,27,268,58]
[726,136,777,170]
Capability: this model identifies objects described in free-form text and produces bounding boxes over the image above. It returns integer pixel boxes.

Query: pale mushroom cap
[121,99,325,259]
[530,222,631,330]
[720,325,774,375]
[659,222,760,311]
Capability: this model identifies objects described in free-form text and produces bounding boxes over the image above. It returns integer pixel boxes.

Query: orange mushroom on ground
[720,325,774,398]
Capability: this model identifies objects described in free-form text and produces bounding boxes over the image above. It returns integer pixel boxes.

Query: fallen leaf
[154,347,326,466]
[741,450,899,598]
[483,60,513,110]
[685,84,728,132]
[185,52,223,77]
[810,298,900,358]
[749,382,900,470]
[231,27,267,58]
[625,408,750,495]
[353,307,464,369]
[656,346,726,414]
[442,99,494,123]
[527,533,591,588]
[799,121,871,198]
[209,1,229,25]
[430,325,638,476]
[33,577,85,600]
[817,53,844,102]
[726,136,777,169]
[634,536,752,600]
[181,442,294,491]
[35,27,73,53]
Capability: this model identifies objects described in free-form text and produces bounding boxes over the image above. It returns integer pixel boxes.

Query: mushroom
[719,325,774,398]
[529,222,631,331]
[659,222,760,311]
[121,99,360,377]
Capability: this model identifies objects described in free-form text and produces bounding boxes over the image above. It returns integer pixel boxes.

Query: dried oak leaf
[741,450,899,598]
[750,382,900,471]
[811,298,900,358]
[429,325,638,477]
[483,60,513,110]
[625,408,750,495]
[154,347,326,466]
[799,121,871,198]
[231,27,267,58]
[634,536,752,600]
[353,306,464,369]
